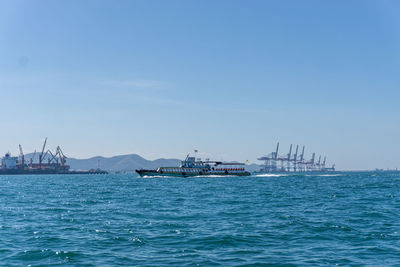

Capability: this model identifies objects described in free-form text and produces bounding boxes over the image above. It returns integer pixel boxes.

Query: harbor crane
[39,137,47,169]
[292,145,299,172]
[30,150,36,165]
[257,143,335,173]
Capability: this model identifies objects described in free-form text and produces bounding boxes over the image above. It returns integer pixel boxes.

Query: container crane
[292,145,299,172]
[286,144,292,171]
[298,146,305,172]
[257,142,335,173]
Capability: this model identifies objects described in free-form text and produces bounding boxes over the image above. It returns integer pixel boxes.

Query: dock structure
[257,142,335,173]
[0,138,108,175]
[0,137,108,175]
[0,138,70,172]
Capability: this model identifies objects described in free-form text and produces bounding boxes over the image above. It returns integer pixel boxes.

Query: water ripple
[0,172,399,265]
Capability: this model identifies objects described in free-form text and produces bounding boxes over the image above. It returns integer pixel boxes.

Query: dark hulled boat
[136,155,250,177]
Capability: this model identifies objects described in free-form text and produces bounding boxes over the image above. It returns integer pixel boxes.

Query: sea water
[0,172,399,266]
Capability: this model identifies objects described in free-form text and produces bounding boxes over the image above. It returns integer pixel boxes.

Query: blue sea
[0,172,399,266]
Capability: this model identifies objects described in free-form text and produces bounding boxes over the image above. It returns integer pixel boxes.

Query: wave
[253,174,287,177]
[141,175,171,178]
[304,174,341,177]
[193,175,235,178]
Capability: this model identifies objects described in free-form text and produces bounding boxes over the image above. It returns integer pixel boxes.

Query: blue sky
[0,0,399,170]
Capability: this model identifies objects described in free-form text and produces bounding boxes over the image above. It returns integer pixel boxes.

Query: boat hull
[0,169,108,175]
[136,169,250,177]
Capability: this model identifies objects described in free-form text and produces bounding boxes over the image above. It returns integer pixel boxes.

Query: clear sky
[0,0,399,170]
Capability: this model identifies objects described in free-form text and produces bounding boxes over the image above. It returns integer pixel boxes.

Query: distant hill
[66,154,181,172]
[22,152,262,173]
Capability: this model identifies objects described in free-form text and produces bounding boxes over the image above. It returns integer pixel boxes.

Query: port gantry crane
[305,153,315,171]
[322,156,326,170]
[298,146,305,172]
[315,155,322,171]
[292,145,299,172]
[284,144,292,171]
[257,142,335,173]
[258,142,281,172]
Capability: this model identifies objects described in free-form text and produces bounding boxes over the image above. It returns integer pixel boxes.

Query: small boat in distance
[136,154,251,177]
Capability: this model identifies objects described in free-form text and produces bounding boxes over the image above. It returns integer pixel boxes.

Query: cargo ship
[0,139,108,175]
[0,167,108,175]
[136,154,251,177]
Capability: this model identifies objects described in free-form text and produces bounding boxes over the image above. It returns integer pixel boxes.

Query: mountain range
[22,153,262,173]
[67,154,182,173]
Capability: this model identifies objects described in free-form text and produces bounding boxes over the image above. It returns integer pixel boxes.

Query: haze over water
[1,172,399,266]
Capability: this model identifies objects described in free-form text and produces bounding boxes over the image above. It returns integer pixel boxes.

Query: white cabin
[1,153,18,169]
